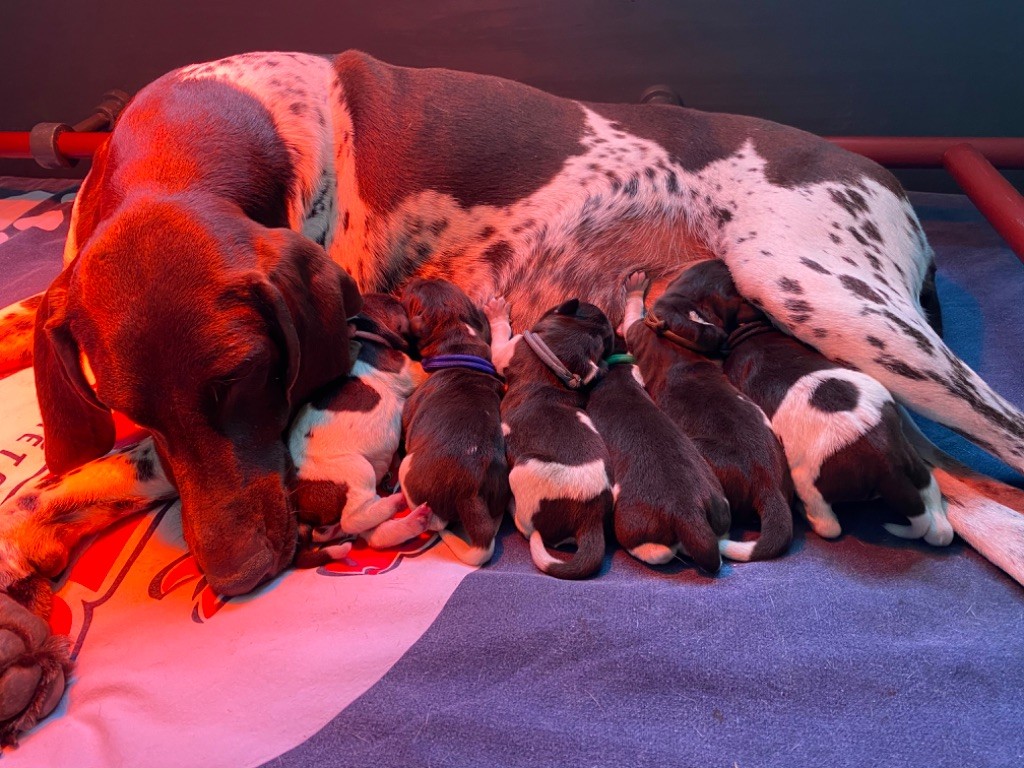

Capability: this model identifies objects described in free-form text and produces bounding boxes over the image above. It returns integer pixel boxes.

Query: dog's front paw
[623,270,650,295]
[0,490,68,587]
[0,589,72,748]
[483,296,509,322]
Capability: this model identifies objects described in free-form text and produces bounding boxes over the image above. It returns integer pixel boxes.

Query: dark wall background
[2,0,1022,191]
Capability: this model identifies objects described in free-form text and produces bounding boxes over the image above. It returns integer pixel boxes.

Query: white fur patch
[630,365,645,388]
[508,457,610,536]
[629,542,677,565]
[576,411,600,435]
[771,369,889,492]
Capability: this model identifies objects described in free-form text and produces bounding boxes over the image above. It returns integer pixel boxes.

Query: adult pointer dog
[2,51,1024,601]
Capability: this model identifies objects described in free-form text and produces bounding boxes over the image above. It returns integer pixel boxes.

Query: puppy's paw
[483,296,509,322]
[0,590,72,748]
[363,503,432,549]
[623,271,650,295]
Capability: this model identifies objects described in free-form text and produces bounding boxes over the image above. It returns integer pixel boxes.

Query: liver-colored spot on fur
[311,378,381,413]
[484,240,514,276]
[778,277,803,294]
[337,51,586,213]
[810,378,859,412]
[839,275,884,304]
[591,104,903,195]
[293,479,347,526]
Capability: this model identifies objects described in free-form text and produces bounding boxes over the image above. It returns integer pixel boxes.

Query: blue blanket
[1,180,1021,768]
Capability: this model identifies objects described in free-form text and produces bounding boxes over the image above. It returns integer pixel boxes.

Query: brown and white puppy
[288,294,431,562]
[662,259,953,545]
[398,279,509,566]
[487,296,614,579]
[586,335,730,574]
[623,272,794,562]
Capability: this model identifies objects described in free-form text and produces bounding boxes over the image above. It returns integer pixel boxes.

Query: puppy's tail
[677,499,727,573]
[900,408,1024,586]
[0,293,41,379]
[529,523,605,580]
[719,489,794,562]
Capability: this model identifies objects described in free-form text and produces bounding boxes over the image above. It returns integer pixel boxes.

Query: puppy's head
[34,196,362,596]
[401,278,490,356]
[651,259,759,354]
[357,293,412,351]
[532,298,614,384]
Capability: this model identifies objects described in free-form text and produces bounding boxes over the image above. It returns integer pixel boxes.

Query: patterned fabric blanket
[0,177,1021,768]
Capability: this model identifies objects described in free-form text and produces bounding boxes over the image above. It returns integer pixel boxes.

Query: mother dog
[1,51,1023,599]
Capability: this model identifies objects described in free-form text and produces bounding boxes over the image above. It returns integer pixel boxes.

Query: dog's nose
[202,546,278,597]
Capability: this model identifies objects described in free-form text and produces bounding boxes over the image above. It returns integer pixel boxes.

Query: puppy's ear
[553,298,580,316]
[34,268,116,474]
[259,230,361,409]
[653,299,729,354]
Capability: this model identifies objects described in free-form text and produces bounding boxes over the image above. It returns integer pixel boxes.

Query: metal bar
[0,131,1022,168]
[0,131,106,160]
[943,142,1024,264]
[830,137,1024,168]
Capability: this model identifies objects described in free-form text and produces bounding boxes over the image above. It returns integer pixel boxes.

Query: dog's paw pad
[0,593,72,748]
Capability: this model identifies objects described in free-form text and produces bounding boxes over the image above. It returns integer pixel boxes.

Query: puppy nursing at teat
[398,279,511,566]
[622,271,795,562]
[586,335,731,574]
[486,296,614,580]
[657,259,953,545]
[288,293,432,565]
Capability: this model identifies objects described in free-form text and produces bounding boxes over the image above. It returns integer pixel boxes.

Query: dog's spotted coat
[1,49,1024,598]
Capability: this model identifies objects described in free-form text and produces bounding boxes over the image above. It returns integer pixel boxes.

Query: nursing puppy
[662,259,953,545]
[586,336,730,573]
[486,296,614,579]
[623,272,794,562]
[288,294,432,564]
[399,279,510,566]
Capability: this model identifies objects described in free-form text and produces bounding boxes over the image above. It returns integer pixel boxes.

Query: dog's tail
[0,293,42,379]
[899,408,1024,586]
[676,499,726,573]
[529,521,605,580]
[719,488,794,562]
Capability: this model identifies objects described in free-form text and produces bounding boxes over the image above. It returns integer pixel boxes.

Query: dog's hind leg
[0,293,43,378]
[726,243,1024,477]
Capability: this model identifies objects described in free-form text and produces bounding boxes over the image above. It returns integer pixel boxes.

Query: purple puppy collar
[422,354,502,379]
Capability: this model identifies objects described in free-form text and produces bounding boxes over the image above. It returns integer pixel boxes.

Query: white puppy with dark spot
[288,294,431,563]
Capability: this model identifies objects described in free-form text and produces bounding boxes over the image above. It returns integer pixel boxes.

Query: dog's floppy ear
[259,230,362,409]
[34,268,116,474]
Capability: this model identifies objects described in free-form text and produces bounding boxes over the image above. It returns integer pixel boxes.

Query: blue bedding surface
[1,180,1021,768]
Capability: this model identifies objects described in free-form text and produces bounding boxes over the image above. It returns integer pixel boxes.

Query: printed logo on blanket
[0,369,476,768]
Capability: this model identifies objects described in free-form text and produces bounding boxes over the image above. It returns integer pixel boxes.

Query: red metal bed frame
[1,128,1022,264]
